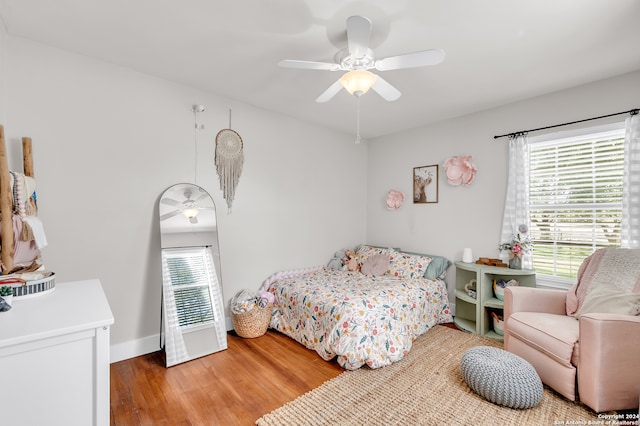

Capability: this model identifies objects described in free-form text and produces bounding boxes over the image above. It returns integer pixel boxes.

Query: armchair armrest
[504,286,567,323]
[578,313,640,412]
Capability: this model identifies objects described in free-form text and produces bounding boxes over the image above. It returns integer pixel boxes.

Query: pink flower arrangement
[386,189,405,210]
[443,155,477,186]
[499,224,532,258]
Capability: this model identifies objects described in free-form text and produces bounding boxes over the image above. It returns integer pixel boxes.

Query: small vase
[509,255,522,270]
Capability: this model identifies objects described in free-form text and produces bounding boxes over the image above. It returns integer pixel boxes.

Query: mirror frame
[159,183,227,367]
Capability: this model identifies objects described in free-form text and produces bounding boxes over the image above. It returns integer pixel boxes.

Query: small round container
[493,281,505,301]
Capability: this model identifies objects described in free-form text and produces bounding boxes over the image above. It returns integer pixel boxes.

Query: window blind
[162,247,221,329]
[529,127,625,279]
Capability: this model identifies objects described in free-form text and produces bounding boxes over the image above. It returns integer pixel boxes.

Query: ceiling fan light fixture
[340,70,377,97]
[182,208,199,219]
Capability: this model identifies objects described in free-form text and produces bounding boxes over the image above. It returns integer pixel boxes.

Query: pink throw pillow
[361,253,390,276]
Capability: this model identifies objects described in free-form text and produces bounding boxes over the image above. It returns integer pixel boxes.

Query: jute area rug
[256,325,601,426]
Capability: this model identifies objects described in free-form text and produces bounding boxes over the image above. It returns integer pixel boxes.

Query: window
[528,123,625,286]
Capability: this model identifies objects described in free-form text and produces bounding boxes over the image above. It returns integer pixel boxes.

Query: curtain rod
[493,108,639,139]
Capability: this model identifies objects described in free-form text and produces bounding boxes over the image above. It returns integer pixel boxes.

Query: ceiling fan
[278,15,445,103]
[160,189,212,224]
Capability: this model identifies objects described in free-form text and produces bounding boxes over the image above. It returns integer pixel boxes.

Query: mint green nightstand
[453,261,536,341]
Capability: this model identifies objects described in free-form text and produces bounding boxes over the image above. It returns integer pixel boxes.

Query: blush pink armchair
[504,248,640,413]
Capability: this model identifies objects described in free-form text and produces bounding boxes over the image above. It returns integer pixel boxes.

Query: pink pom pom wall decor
[386,189,405,210]
[443,155,477,186]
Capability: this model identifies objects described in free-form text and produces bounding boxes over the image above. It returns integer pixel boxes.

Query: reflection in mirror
[159,183,227,367]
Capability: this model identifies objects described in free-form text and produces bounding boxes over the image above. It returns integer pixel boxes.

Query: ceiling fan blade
[375,49,445,71]
[194,193,209,203]
[371,75,401,101]
[278,59,340,71]
[160,210,181,221]
[315,79,343,103]
[346,15,372,58]
[160,198,181,207]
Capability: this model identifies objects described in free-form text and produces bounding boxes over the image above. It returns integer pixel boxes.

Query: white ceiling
[1,0,639,139]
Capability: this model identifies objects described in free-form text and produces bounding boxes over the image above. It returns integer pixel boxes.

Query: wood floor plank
[110,330,343,425]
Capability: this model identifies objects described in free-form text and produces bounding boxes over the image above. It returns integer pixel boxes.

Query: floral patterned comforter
[268,268,452,370]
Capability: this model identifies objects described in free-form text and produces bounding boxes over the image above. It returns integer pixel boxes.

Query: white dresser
[0,279,114,426]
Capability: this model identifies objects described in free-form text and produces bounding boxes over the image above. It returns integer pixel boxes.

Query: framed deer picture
[413,165,438,204]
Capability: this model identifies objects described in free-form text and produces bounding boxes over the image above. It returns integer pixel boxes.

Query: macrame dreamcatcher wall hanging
[215,110,244,213]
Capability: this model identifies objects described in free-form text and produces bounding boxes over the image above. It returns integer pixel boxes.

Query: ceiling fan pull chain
[194,121,198,184]
[356,97,361,144]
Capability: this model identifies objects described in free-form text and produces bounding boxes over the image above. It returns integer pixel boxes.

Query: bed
[264,245,453,370]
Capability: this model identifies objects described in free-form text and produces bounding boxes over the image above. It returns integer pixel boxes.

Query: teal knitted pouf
[461,346,543,409]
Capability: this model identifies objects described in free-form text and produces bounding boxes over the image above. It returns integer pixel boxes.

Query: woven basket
[232,303,273,338]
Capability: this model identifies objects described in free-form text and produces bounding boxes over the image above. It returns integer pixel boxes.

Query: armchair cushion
[507,312,579,367]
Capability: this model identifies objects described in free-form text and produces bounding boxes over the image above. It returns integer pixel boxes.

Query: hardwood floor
[110,323,460,425]
[110,330,344,425]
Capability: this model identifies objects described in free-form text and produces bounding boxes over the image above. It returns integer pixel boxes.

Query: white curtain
[622,112,640,249]
[500,133,532,268]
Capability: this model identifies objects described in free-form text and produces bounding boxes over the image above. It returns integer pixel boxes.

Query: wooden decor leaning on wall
[0,125,45,274]
[0,126,13,272]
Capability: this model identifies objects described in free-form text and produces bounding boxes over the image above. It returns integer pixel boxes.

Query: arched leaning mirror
[159,183,227,367]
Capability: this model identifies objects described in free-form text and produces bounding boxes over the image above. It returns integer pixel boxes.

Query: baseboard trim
[110,334,160,363]
[110,317,234,363]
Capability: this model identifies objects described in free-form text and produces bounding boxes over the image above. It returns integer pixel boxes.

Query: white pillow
[576,285,640,318]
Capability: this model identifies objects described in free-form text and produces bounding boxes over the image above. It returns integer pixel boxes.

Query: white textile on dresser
[24,216,48,250]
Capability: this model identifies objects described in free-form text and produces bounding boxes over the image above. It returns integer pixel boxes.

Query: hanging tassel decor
[215,121,244,213]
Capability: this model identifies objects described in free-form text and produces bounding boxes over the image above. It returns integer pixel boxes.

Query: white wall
[366,70,640,305]
[4,37,367,359]
[5,32,639,360]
